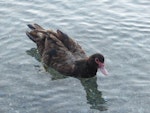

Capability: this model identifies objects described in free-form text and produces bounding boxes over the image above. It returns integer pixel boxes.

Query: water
[0,0,150,113]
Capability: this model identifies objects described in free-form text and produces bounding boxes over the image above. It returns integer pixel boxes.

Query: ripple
[0,0,150,113]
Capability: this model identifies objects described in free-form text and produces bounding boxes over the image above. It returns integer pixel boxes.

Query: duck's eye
[95,58,99,63]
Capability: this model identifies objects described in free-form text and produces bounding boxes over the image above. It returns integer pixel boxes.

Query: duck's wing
[48,29,87,60]
[42,34,76,75]
[56,30,87,59]
[26,24,75,75]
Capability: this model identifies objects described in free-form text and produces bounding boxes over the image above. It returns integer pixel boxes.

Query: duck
[26,23,108,78]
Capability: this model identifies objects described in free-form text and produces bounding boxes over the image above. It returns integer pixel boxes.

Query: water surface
[0,0,150,113]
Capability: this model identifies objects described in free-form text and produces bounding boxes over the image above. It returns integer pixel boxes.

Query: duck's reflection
[26,48,108,111]
[79,77,107,111]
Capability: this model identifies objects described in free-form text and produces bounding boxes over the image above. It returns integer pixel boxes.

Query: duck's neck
[72,59,98,78]
[86,60,98,76]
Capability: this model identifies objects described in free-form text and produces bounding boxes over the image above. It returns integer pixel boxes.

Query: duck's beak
[98,63,108,75]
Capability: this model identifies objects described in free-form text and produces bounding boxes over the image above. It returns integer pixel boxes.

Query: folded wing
[26,24,75,75]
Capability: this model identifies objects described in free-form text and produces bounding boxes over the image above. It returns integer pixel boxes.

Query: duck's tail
[26,23,47,56]
[26,23,45,42]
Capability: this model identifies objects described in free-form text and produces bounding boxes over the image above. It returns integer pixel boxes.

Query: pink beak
[98,63,108,75]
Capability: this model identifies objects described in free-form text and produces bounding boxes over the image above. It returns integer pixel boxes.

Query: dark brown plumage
[26,23,108,78]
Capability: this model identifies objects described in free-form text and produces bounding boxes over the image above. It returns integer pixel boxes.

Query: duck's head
[88,53,108,75]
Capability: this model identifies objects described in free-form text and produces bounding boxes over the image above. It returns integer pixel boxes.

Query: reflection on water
[26,48,41,62]
[79,77,107,111]
[26,48,107,111]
